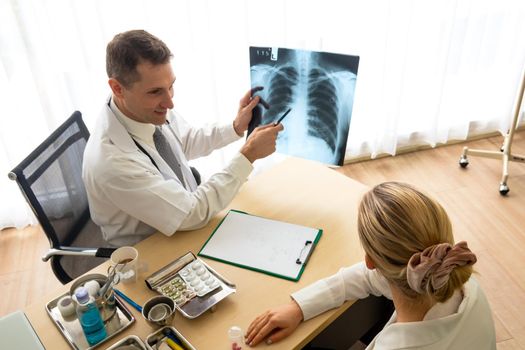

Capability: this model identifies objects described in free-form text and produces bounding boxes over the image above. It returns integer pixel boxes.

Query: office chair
[8,111,116,284]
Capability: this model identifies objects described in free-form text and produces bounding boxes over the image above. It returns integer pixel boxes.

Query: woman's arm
[245,262,391,346]
[245,299,304,346]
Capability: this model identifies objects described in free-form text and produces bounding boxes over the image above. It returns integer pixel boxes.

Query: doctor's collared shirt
[82,98,253,247]
[109,98,196,191]
[292,262,496,350]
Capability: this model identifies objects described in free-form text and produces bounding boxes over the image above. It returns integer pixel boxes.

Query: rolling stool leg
[458,65,525,195]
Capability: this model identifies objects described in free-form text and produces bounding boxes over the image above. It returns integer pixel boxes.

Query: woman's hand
[245,300,304,346]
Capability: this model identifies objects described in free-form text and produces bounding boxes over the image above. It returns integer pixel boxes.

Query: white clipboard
[198,210,322,281]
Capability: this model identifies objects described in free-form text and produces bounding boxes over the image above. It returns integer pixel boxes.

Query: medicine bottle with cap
[228,326,243,350]
[75,287,107,345]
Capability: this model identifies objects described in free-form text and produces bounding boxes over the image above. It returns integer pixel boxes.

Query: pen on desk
[163,329,184,346]
[275,108,292,125]
[113,288,143,312]
[165,338,185,350]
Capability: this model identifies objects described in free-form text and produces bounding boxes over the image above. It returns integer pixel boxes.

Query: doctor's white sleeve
[291,262,392,321]
[173,113,241,160]
[175,152,253,231]
[95,150,252,237]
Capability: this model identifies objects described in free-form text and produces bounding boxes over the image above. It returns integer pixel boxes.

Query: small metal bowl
[142,296,175,327]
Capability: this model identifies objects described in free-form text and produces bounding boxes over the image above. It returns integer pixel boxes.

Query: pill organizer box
[145,252,236,319]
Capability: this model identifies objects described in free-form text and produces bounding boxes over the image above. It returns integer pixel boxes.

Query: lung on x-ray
[247,47,359,166]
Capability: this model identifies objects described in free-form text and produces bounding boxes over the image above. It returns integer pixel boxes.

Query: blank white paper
[199,210,321,280]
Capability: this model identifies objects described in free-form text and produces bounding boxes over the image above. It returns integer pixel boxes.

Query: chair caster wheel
[499,183,509,196]
[459,156,469,168]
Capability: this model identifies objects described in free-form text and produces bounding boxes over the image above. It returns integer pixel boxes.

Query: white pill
[190,279,201,287]
[185,274,196,282]
[209,280,220,288]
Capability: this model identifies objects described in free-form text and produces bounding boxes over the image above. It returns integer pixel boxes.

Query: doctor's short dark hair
[106,29,172,87]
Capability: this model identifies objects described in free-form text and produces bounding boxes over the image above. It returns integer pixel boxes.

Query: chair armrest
[42,247,117,262]
[95,247,117,258]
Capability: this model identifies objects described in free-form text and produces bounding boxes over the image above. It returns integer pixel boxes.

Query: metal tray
[145,251,236,319]
[145,326,196,350]
[106,335,147,350]
[46,292,135,350]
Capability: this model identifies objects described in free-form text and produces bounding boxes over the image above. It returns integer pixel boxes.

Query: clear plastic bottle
[228,326,243,350]
[75,287,107,345]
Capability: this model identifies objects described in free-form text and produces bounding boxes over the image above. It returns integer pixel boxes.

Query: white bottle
[228,326,243,350]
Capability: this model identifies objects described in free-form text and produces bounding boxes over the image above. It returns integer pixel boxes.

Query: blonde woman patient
[246,182,496,349]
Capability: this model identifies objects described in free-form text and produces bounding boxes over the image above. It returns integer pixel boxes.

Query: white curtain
[1,0,524,229]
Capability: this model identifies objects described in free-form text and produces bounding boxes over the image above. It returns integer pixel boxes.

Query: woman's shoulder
[369,277,496,350]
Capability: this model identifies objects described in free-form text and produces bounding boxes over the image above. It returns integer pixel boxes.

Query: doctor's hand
[240,123,283,163]
[245,300,304,347]
[233,87,268,136]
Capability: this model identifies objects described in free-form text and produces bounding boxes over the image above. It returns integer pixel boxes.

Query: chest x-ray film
[248,47,359,166]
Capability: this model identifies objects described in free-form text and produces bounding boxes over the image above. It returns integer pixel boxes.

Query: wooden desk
[25,157,370,349]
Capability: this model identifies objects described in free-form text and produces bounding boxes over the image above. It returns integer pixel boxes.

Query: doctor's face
[113,61,175,125]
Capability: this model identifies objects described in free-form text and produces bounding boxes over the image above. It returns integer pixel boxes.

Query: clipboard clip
[296,240,313,265]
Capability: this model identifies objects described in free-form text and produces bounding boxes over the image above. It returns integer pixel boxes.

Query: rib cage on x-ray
[250,48,358,165]
[307,68,339,152]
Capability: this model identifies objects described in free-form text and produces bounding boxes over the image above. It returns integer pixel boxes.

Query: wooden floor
[1,132,525,349]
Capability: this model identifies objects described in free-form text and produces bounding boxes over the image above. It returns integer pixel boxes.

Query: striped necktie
[152,126,185,185]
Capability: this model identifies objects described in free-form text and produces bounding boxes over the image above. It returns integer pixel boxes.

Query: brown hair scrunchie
[406,241,477,294]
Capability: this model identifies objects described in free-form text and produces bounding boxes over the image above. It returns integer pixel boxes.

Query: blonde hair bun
[357,182,476,302]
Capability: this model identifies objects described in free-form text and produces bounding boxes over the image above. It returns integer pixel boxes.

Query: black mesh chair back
[8,111,114,284]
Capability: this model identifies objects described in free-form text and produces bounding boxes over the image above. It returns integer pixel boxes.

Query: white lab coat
[292,262,496,350]
[82,98,253,246]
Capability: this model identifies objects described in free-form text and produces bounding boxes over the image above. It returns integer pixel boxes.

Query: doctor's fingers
[257,128,280,150]
[239,89,254,106]
[247,125,278,144]
[255,122,284,134]
[250,86,264,96]
[242,95,260,112]
[240,87,262,106]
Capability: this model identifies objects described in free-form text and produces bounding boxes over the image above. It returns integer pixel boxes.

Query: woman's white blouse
[292,262,496,349]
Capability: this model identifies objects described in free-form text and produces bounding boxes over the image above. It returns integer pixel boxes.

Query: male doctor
[83,30,283,247]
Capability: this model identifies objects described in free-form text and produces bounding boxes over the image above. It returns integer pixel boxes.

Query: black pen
[275,108,292,125]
